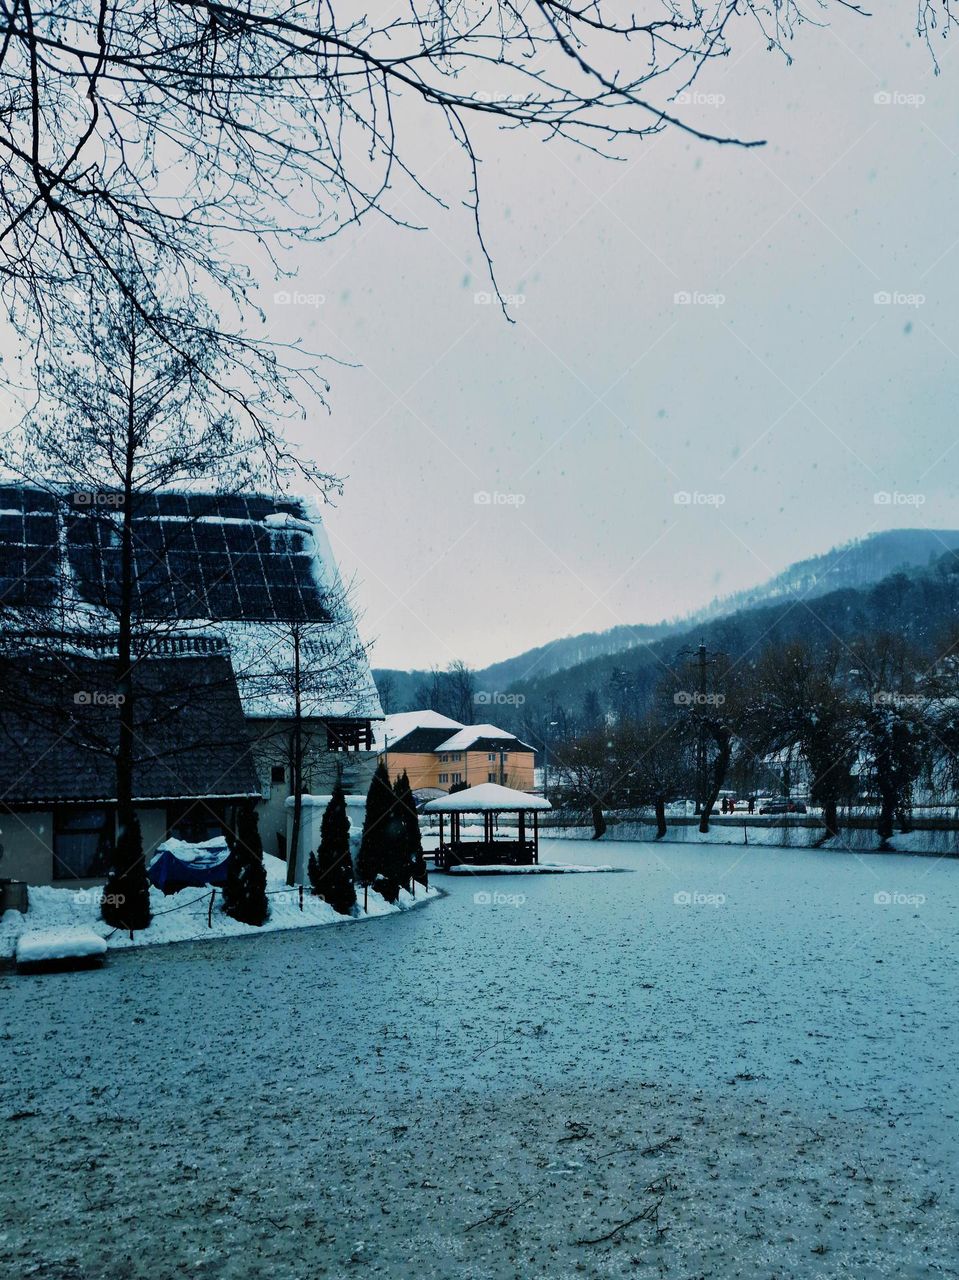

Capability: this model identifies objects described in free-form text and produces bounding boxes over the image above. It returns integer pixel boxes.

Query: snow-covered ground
[442,862,619,875]
[1,837,956,1278]
[0,853,440,960]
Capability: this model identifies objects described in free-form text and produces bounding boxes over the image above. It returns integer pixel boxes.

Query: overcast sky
[203,16,959,668]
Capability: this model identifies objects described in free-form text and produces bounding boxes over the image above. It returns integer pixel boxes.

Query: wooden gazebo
[424,782,552,870]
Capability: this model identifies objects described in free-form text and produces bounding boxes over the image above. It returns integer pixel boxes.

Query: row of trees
[104,763,430,934]
[552,632,959,847]
[309,767,428,913]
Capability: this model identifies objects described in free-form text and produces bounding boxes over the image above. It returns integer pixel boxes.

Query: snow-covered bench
[16,928,108,971]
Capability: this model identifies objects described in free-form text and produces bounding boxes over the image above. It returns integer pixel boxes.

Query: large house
[378,710,536,794]
[0,485,382,883]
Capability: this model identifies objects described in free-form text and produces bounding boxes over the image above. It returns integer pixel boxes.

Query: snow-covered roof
[373,709,462,753]
[423,783,552,813]
[434,723,520,752]
[0,485,382,723]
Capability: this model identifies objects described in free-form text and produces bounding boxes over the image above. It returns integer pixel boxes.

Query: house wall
[249,716,379,860]
[0,810,53,883]
[383,751,446,790]
[0,802,171,887]
[465,750,535,791]
[384,749,535,792]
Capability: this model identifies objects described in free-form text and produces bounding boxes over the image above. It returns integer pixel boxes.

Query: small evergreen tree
[394,771,424,891]
[308,779,357,914]
[357,761,405,909]
[223,800,269,926]
[102,813,152,931]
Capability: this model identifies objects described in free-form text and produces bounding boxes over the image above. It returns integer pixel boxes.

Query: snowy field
[0,854,439,960]
[1,837,957,1278]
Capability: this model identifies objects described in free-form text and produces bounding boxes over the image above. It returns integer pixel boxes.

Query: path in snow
[1,838,957,1278]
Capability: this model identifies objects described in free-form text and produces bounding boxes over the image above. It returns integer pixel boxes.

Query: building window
[488,772,496,782]
[440,754,449,763]
[53,807,113,880]
[271,765,285,785]
[439,773,449,784]
[488,752,497,761]
[451,772,462,784]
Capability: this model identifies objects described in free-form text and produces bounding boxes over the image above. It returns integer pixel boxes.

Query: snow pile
[150,836,229,864]
[0,854,440,961]
[15,928,107,966]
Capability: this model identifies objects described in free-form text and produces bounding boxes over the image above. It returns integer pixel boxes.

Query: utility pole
[678,640,725,815]
[543,720,558,799]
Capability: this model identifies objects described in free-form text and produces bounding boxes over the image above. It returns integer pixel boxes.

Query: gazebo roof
[423,782,552,813]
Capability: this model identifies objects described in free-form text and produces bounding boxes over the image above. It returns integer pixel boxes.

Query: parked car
[759,799,808,815]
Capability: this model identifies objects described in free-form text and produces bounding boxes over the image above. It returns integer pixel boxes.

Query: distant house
[379,711,535,794]
[0,485,382,879]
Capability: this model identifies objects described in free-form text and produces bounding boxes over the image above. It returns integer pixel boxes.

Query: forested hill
[498,548,959,731]
[686,528,959,626]
[374,529,959,721]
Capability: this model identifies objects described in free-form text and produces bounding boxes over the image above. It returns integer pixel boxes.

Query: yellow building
[381,714,536,794]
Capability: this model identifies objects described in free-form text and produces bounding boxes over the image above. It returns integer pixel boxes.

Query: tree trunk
[823,795,839,841]
[115,310,138,869]
[877,793,895,845]
[654,795,667,840]
[590,801,607,840]
[699,732,731,834]
[286,628,303,886]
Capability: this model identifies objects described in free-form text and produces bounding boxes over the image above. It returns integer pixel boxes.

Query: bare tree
[846,636,929,846]
[667,653,740,833]
[743,641,858,841]
[235,577,375,886]
[0,269,305,923]
[3,1,946,413]
[446,660,477,724]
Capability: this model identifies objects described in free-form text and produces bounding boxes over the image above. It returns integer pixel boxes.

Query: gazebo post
[439,812,444,868]
[533,810,539,863]
[518,809,526,862]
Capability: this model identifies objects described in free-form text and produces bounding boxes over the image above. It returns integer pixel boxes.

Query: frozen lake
[2,838,957,1277]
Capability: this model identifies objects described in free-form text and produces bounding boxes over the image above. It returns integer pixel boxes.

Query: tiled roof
[0,651,260,805]
[386,726,463,754]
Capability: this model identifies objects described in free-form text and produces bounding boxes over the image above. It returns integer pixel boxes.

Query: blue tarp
[148,839,231,895]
